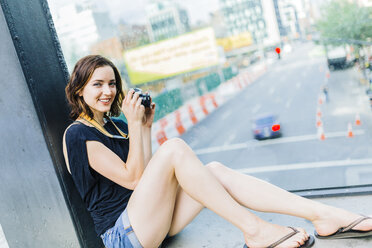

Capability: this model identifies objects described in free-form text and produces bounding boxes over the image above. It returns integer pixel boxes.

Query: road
[181,42,372,191]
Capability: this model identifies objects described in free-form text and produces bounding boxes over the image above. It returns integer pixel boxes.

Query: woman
[63,55,372,248]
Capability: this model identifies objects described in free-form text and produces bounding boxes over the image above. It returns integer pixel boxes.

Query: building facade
[146,0,190,42]
[219,0,267,44]
[53,1,116,69]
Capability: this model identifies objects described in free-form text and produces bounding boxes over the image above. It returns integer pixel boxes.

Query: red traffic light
[272,124,281,132]
[275,47,281,54]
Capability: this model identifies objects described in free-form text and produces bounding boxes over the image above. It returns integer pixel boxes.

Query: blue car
[252,113,282,140]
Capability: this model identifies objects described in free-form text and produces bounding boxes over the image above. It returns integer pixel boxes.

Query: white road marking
[332,107,356,116]
[251,104,261,114]
[236,158,372,174]
[0,224,9,248]
[224,132,237,146]
[194,130,365,155]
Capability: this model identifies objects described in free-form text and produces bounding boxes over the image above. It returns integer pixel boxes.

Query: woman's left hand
[142,102,156,128]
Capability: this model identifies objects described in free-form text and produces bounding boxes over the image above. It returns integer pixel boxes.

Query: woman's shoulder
[64,121,99,140]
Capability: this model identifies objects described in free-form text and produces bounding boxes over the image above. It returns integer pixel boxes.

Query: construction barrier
[151,62,269,151]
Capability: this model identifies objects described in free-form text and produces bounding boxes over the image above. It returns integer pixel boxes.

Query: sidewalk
[163,194,372,248]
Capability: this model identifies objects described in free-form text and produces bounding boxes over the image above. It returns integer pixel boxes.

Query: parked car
[252,113,282,140]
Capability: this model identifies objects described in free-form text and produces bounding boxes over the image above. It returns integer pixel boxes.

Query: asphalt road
[181,42,372,191]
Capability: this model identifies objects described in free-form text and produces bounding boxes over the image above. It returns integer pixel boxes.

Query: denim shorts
[101,209,143,248]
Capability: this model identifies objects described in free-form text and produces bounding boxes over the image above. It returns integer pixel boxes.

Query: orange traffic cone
[347,123,353,137]
[316,107,322,117]
[316,116,323,127]
[318,126,325,140]
[326,71,330,79]
[318,95,323,105]
[355,113,361,126]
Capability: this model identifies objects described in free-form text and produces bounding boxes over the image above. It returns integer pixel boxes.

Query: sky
[47,0,220,25]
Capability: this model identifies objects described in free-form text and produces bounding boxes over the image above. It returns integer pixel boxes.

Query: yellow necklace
[78,113,129,140]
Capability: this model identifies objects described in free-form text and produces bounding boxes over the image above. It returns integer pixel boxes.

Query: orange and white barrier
[151,62,269,151]
[151,93,224,151]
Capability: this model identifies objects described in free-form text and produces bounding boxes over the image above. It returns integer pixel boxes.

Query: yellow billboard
[217,32,253,52]
[124,28,219,85]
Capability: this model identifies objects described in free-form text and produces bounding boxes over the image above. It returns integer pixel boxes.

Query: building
[53,1,116,69]
[270,0,319,41]
[279,0,301,39]
[118,23,150,50]
[219,0,268,44]
[261,0,281,46]
[146,0,190,42]
[208,11,228,39]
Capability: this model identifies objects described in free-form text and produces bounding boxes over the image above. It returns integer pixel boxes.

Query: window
[48,0,372,192]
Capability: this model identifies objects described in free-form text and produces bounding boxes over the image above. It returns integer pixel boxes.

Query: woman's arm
[86,90,146,190]
[142,126,152,167]
[142,102,156,167]
[86,137,142,190]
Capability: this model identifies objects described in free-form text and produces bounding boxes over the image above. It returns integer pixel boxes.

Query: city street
[181,42,372,191]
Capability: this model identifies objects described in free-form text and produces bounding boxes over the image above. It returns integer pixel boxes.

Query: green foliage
[316,0,372,42]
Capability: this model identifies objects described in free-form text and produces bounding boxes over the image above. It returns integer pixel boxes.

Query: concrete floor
[162,194,372,248]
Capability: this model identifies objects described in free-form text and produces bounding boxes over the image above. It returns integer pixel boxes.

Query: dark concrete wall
[0,0,103,247]
[0,4,80,248]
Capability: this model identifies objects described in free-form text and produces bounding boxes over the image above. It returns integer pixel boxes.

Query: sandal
[314,215,372,239]
[243,227,315,248]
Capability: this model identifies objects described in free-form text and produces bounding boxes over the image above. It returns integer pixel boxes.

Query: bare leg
[127,138,308,248]
[168,161,372,240]
[207,161,372,237]
[167,186,204,236]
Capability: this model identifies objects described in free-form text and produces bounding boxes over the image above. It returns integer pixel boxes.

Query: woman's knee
[205,161,232,188]
[205,161,225,171]
[157,138,190,162]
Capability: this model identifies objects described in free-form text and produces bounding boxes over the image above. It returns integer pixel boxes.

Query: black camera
[133,88,151,108]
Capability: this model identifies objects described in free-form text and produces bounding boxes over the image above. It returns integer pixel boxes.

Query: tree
[316,0,372,42]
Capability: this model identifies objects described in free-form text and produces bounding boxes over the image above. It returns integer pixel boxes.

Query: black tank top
[64,119,132,236]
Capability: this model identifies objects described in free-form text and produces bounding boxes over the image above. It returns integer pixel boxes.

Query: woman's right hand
[121,89,145,125]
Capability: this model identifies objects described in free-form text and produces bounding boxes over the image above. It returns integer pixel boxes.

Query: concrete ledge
[163,194,372,248]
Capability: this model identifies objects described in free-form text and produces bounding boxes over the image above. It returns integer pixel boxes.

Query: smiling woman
[45,0,372,247]
[60,55,372,248]
[2,0,372,247]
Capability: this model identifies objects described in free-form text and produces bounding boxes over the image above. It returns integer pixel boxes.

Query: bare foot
[312,206,372,236]
[244,220,310,248]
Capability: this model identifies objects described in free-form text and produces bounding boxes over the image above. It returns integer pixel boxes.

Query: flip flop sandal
[314,215,372,239]
[243,227,315,248]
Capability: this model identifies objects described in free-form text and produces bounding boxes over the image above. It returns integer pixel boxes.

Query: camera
[133,88,151,108]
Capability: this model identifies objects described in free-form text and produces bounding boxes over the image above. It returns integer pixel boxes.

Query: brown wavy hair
[65,55,124,120]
